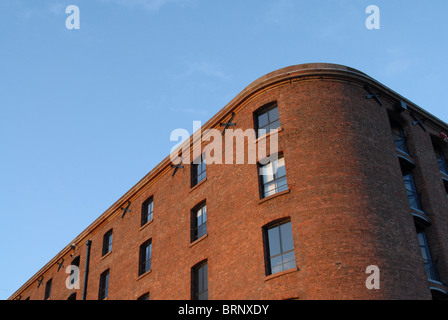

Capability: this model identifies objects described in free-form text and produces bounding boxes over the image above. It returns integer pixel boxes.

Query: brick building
[9,63,448,300]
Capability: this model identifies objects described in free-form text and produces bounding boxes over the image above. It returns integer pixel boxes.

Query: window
[102,229,113,256]
[416,225,439,282]
[139,240,152,276]
[192,203,207,242]
[402,170,423,211]
[391,120,409,154]
[259,155,288,198]
[192,261,208,300]
[192,154,206,187]
[264,220,296,276]
[255,103,280,137]
[141,197,154,226]
[137,293,150,300]
[44,279,52,300]
[68,256,80,288]
[98,269,110,300]
[434,146,448,175]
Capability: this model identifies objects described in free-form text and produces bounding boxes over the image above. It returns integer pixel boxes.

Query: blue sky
[0,0,447,299]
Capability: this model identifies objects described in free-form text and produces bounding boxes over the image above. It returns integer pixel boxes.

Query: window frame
[258,154,288,199]
[191,260,208,300]
[390,119,410,155]
[263,219,296,276]
[102,229,113,256]
[98,269,110,300]
[254,102,280,138]
[44,278,52,300]
[191,154,207,187]
[191,201,207,242]
[138,239,152,276]
[141,196,154,226]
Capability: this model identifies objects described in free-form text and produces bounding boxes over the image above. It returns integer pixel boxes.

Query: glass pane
[268,107,279,122]
[260,163,274,183]
[281,251,296,270]
[258,112,269,128]
[268,119,281,132]
[264,182,277,197]
[280,222,294,252]
[268,226,281,257]
[276,161,286,179]
[276,177,288,192]
[270,256,284,274]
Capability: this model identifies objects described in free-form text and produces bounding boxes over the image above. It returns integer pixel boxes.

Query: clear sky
[0,0,447,299]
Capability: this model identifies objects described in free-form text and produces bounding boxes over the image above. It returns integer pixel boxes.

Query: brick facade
[9,63,448,300]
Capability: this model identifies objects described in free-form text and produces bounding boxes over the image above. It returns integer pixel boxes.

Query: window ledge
[139,218,154,231]
[189,234,208,248]
[190,178,207,193]
[259,189,290,204]
[264,267,299,282]
[256,127,283,143]
[137,269,152,281]
[101,251,112,261]
[428,279,444,286]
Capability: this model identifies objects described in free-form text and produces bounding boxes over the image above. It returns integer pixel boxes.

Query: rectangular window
[390,120,409,154]
[98,269,110,300]
[255,103,280,137]
[141,197,154,226]
[44,278,52,300]
[192,154,206,187]
[416,225,439,282]
[402,171,423,211]
[435,147,448,175]
[259,156,288,198]
[192,261,208,300]
[139,240,152,276]
[264,220,296,276]
[192,203,207,242]
[102,229,113,256]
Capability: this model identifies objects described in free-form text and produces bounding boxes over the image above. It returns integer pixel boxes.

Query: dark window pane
[192,262,208,300]
[265,221,296,275]
[256,105,281,136]
[99,270,109,300]
[268,227,281,257]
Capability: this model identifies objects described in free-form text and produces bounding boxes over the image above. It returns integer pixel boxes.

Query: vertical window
[192,154,206,187]
[98,269,110,300]
[259,155,288,198]
[139,240,152,276]
[255,103,280,137]
[141,197,154,226]
[264,220,296,276]
[44,278,52,300]
[434,146,448,175]
[192,203,207,242]
[102,229,113,256]
[69,256,80,288]
[192,261,208,300]
[416,225,439,282]
[402,170,423,211]
[391,120,409,154]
